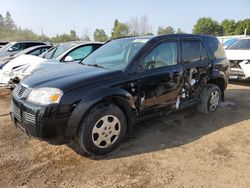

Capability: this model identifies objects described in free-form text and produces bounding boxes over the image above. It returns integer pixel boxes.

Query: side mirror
[64,56,73,62]
[8,47,14,52]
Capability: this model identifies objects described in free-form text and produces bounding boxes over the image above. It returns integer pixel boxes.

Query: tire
[77,103,127,156]
[198,84,221,113]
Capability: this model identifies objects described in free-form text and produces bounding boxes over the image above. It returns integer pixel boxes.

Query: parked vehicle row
[0,41,49,58]
[10,34,230,156]
[0,45,53,68]
[0,41,103,88]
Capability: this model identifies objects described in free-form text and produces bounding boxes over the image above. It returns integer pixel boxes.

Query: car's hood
[0,51,8,58]
[2,54,47,72]
[225,50,250,60]
[21,63,122,92]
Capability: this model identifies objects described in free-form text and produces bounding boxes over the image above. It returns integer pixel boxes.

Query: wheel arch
[65,88,137,138]
[208,77,226,101]
[103,95,137,135]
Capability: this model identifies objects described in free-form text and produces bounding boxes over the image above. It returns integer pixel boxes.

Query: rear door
[181,38,212,85]
[137,39,183,113]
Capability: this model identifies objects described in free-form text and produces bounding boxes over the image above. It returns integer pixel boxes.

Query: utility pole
[41,27,44,41]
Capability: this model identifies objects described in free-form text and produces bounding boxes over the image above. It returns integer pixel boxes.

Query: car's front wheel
[77,103,127,156]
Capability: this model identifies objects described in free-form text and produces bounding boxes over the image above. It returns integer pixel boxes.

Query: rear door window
[182,40,200,63]
[182,40,209,63]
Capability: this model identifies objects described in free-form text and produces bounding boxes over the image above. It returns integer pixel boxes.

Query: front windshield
[223,39,237,47]
[42,43,74,59]
[227,39,250,50]
[81,38,150,70]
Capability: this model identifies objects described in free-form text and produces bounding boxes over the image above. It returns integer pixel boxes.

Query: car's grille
[11,102,36,124]
[23,112,36,124]
[12,102,21,122]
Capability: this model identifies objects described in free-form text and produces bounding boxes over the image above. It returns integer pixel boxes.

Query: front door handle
[173,72,180,77]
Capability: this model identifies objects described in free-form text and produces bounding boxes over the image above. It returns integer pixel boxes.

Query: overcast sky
[0,0,249,38]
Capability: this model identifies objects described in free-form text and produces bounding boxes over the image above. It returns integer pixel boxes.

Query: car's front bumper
[11,88,70,140]
[229,60,250,79]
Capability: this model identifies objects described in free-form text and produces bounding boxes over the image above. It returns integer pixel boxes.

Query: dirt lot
[0,81,250,188]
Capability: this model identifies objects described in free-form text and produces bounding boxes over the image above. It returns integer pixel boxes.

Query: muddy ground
[0,81,250,188]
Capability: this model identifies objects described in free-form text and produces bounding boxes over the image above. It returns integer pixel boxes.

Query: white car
[225,38,250,79]
[0,41,103,88]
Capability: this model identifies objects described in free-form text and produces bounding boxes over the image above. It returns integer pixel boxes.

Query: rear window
[203,37,226,59]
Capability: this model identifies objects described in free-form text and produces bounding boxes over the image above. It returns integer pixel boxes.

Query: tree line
[0,11,249,43]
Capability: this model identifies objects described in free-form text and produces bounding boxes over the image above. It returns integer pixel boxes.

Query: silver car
[0,41,48,58]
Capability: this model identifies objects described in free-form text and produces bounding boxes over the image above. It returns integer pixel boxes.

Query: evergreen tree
[0,14,4,28]
[221,19,236,35]
[112,22,129,38]
[93,29,108,42]
[193,17,223,36]
[111,19,119,38]
[4,11,16,30]
[157,26,175,35]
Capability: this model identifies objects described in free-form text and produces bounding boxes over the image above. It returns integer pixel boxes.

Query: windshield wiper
[82,63,104,68]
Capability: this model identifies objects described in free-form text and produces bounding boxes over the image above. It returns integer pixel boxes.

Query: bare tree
[127,15,152,36]
[140,15,152,35]
[128,17,140,36]
[81,29,90,41]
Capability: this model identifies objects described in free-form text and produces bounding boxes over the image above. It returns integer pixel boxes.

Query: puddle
[219,101,235,108]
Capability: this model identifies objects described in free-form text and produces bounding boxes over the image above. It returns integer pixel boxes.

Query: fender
[64,86,137,138]
[210,68,226,81]
[210,58,230,88]
[209,67,228,101]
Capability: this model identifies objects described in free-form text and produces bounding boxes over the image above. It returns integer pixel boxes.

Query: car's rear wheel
[198,84,221,113]
[77,103,127,156]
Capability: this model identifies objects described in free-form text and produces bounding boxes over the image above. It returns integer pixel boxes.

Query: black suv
[11,34,230,156]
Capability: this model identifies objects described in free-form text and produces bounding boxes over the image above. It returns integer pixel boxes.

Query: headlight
[27,87,63,105]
